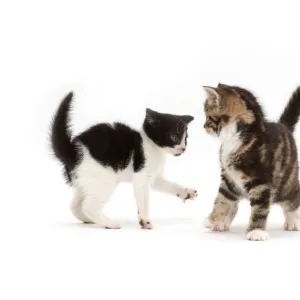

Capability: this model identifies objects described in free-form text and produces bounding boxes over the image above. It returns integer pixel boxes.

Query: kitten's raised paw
[247,229,270,241]
[179,188,198,202]
[139,220,153,230]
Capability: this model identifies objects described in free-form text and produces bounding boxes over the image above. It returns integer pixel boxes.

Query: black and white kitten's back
[50,92,197,229]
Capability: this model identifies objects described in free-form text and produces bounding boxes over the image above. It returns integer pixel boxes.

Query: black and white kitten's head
[143,108,194,156]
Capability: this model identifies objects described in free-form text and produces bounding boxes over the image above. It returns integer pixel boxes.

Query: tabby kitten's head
[143,108,194,156]
[202,83,265,135]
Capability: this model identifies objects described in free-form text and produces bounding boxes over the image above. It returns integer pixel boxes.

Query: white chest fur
[142,136,166,179]
[219,122,241,166]
[219,122,245,193]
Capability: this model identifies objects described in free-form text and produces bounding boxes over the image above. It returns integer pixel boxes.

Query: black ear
[145,108,159,125]
[182,115,194,124]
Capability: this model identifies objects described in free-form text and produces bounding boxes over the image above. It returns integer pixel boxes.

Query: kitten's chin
[174,153,182,157]
[163,147,185,156]
[172,149,185,156]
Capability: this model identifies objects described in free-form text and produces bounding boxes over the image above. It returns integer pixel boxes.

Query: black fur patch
[76,122,145,172]
[219,187,238,201]
[50,92,81,183]
[143,108,194,149]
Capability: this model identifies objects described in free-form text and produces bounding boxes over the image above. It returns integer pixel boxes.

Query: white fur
[70,187,91,223]
[219,122,242,165]
[70,130,195,228]
[247,229,270,241]
[283,208,300,231]
[219,122,245,193]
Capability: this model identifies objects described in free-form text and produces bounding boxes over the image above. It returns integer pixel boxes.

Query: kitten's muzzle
[174,147,186,156]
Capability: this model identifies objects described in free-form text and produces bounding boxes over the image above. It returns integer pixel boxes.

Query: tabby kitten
[203,83,300,241]
[50,92,197,229]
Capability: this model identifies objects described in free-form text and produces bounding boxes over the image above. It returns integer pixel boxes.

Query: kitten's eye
[170,135,178,142]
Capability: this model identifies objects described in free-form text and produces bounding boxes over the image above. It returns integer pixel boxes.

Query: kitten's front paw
[247,229,270,241]
[178,188,198,202]
[203,217,230,232]
[139,219,153,230]
[211,222,230,232]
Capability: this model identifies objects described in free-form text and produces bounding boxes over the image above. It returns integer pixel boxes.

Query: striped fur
[203,83,300,241]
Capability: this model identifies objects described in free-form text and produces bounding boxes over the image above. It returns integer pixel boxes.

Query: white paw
[139,220,153,230]
[247,229,270,241]
[179,188,198,202]
[284,211,300,231]
[284,219,300,231]
[103,220,121,229]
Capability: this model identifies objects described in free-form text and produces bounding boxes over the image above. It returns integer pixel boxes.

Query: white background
[1,0,300,299]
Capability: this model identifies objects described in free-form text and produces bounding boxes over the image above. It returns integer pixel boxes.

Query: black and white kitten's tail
[50,92,78,171]
[279,86,300,132]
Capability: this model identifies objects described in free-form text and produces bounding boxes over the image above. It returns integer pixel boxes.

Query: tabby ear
[181,115,194,125]
[202,86,221,106]
[217,83,239,97]
[218,83,231,89]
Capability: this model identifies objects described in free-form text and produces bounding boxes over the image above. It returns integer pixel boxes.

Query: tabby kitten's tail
[50,91,77,169]
[279,86,300,132]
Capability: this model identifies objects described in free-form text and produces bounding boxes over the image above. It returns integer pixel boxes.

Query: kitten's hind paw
[284,210,300,231]
[284,219,300,231]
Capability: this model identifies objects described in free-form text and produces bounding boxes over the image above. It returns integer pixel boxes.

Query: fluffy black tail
[50,92,77,170]
[279,86,300,132]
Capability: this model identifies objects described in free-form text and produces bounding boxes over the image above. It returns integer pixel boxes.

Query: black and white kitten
[50,92,197,229]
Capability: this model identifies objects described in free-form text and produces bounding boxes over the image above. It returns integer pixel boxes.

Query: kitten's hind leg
[280,194,300,231]
[70,187,92,223]
[246,183,271,241]
[81,180,120,229]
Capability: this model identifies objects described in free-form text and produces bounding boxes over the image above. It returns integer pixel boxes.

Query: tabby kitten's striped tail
[279,86,300,132]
